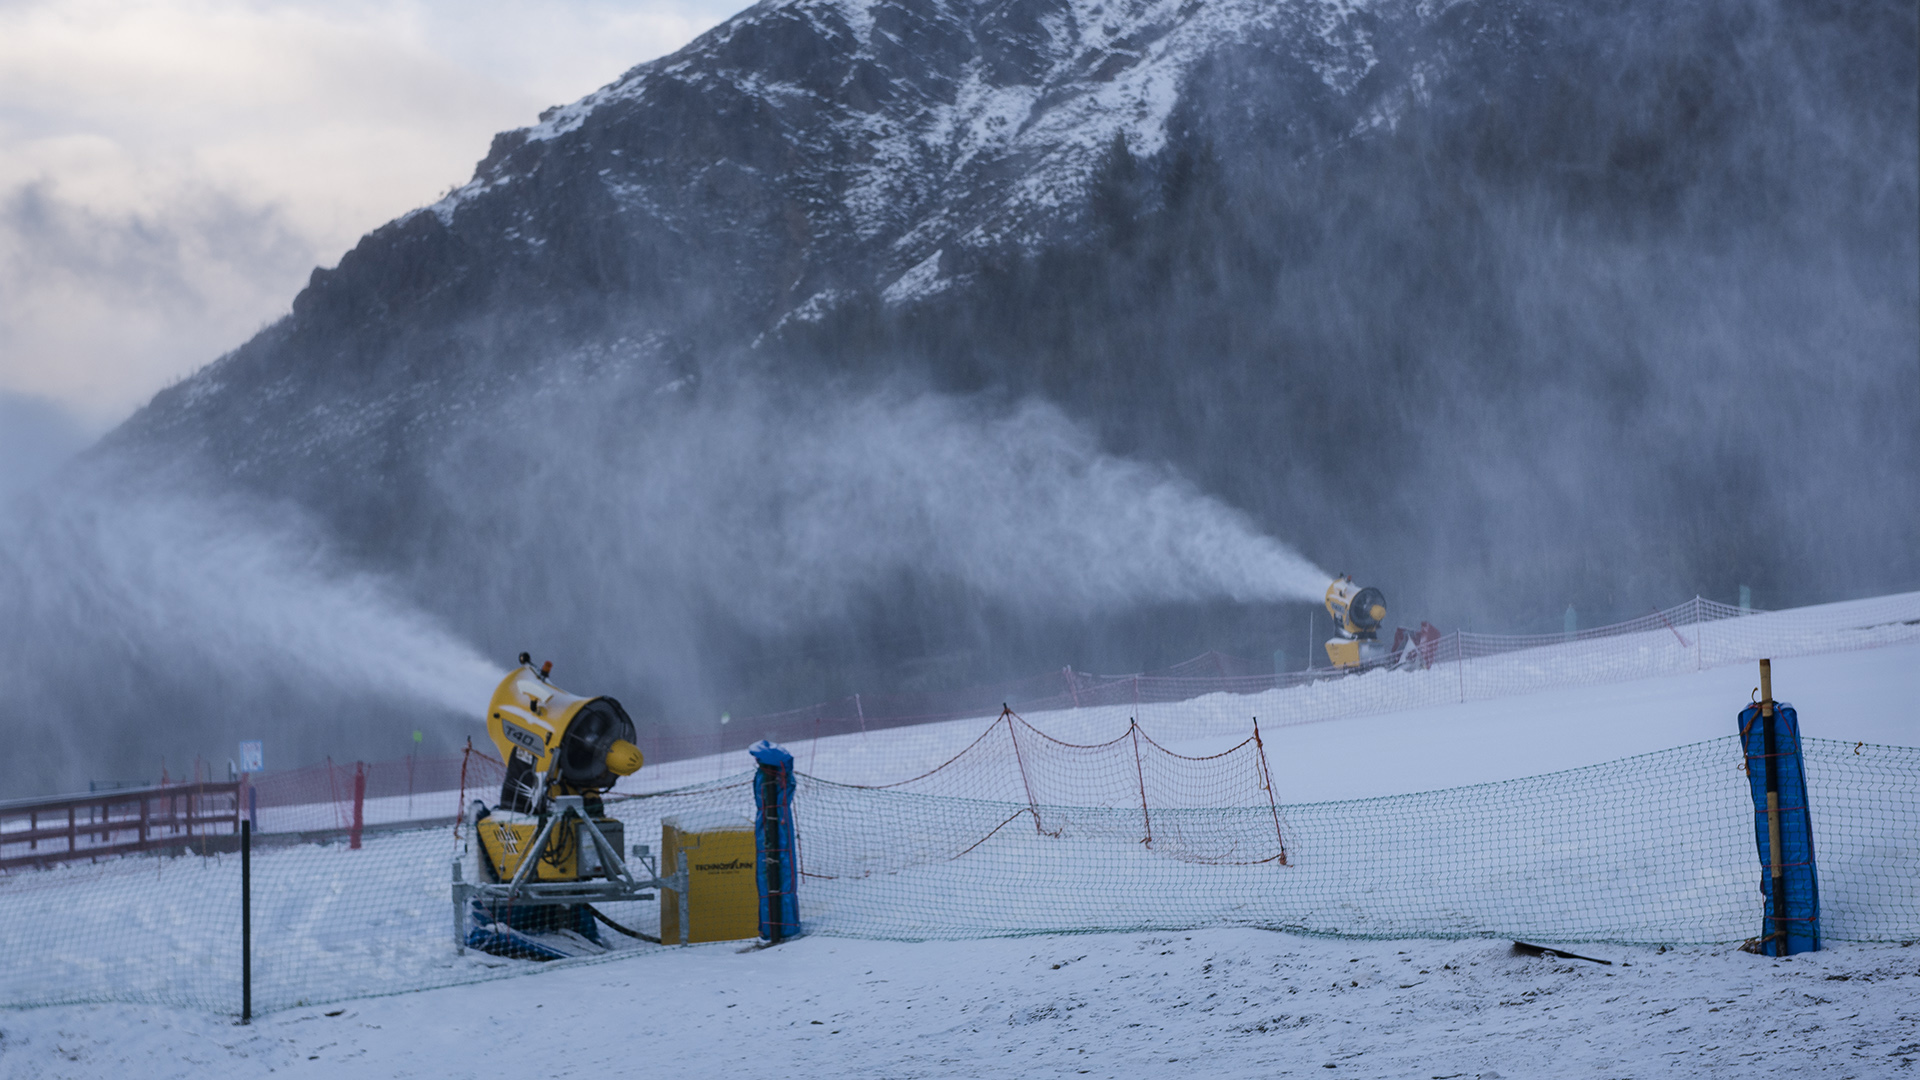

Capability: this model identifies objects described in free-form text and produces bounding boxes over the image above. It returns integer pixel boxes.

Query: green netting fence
[1,730,1915,1016]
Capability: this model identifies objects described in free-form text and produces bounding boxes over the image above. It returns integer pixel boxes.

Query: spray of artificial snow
[0,383,1325,795]
[401,382,1330,718]
[430,382,1329,634]
[0,473,501,795]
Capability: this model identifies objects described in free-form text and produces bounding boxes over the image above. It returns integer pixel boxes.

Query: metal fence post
[1456,632,1466,703]
[241,819,252,1024]
[677,850,691,944]
[452,857,467,955]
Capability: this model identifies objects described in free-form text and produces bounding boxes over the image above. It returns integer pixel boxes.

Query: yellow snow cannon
[458,655,676,961]
[478,654,643,883]
[1324,576,1387,668]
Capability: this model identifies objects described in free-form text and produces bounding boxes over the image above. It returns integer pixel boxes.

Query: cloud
[0,0,741,422]
[0,177,321,422]
[0,391,90,504]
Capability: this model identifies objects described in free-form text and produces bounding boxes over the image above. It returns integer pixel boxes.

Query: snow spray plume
[415,380,1328,719]
[0,465,501,798]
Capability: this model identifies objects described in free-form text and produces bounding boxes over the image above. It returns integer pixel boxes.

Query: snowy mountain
[46,0,1920,769]
[117,0,1441,464]
[450,0,1389,300]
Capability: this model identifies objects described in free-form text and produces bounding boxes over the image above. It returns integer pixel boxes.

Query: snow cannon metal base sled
[453,656,684,961]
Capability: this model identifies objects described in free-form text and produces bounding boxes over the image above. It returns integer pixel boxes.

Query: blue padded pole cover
[750,740,800,942]
[1736,701,1820,955]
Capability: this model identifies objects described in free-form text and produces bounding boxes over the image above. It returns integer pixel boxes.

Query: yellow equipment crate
[660,811,758,943]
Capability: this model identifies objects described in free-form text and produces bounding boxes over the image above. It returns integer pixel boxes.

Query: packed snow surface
[6,932,1918,1078]
[636,636,1920,800]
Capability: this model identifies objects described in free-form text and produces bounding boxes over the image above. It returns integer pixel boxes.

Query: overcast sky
[0,0,741,461]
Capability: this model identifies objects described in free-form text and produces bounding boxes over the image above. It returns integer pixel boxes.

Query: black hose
[587,904,661,944]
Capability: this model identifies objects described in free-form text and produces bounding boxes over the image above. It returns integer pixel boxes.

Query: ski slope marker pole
[241,818,252,1024]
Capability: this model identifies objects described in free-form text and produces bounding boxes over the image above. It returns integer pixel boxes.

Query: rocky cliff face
[120,0,1420,474]
[95,0,1920,724]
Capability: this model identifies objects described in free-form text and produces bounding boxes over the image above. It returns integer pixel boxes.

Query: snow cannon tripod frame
[453,796,692,955]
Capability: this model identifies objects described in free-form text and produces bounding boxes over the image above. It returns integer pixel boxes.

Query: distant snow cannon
[1324,576,1387,668]
[456,654,682,961]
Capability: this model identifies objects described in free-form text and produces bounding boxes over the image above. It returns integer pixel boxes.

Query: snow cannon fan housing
[1324,577,1387,668]
[486,658,642,815]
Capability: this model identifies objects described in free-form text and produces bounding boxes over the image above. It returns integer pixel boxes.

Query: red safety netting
[244,755,477,836]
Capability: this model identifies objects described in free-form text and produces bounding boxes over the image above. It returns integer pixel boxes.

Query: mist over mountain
[7,0,1914,793]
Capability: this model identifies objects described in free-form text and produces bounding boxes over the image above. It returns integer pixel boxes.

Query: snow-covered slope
[7,929,1917,1078]
[2,594,1915,1075]
[2,603,1914,1013]
[632,590,1920,798]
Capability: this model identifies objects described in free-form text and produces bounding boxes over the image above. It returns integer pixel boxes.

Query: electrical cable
[586,904,661,943]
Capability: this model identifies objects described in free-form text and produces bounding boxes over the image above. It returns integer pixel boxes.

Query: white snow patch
[880,250,948,305]
[831,0,877,46]
[661,809,752,833]
[773,288,853,330]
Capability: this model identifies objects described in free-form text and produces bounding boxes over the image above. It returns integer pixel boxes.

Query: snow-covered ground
[7,931,1917,1078]
[638,636,1920,801]
[2,593,1917,1076]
